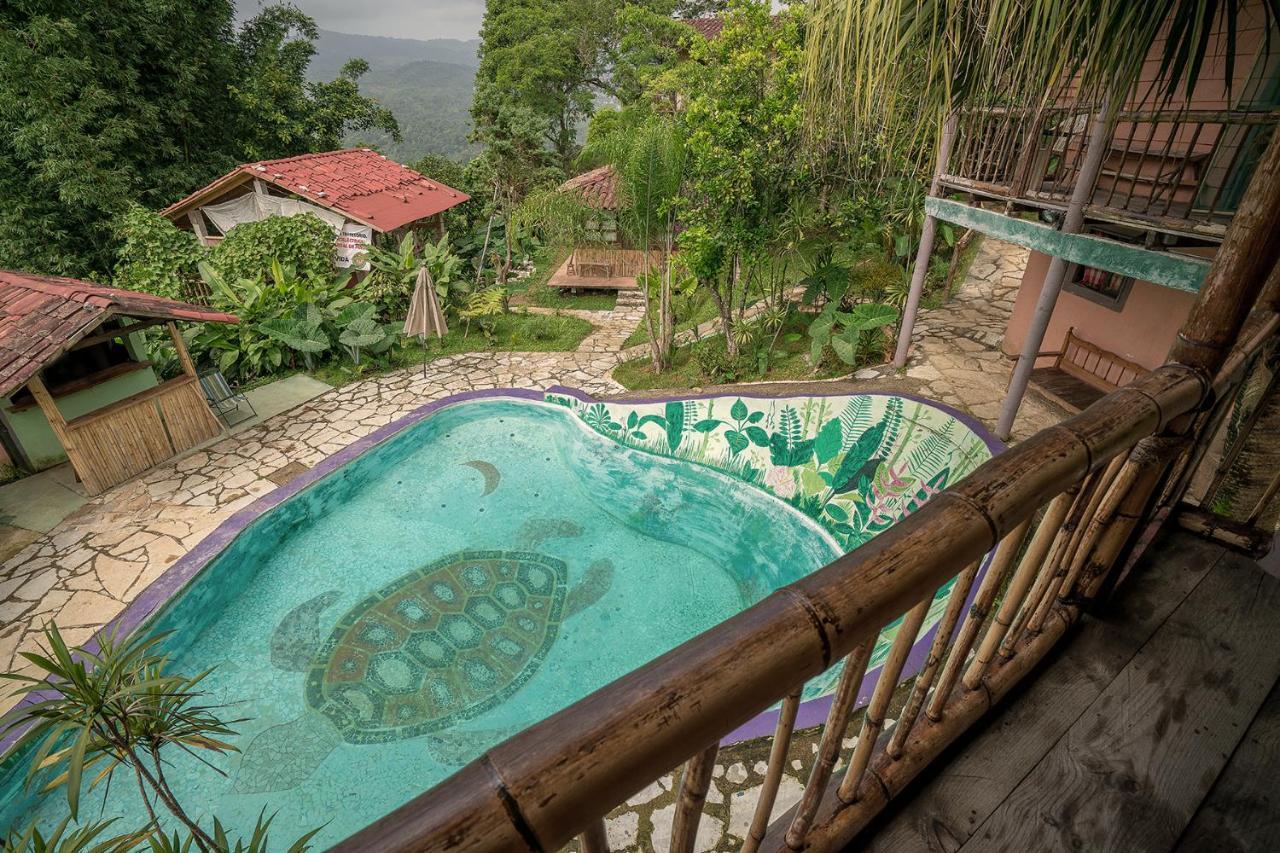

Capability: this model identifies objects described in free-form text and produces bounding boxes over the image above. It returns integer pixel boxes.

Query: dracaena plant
[0,625,323,853]
[0,625,240,850]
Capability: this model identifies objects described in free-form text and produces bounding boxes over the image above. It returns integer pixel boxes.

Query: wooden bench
[1030,327,1146,413]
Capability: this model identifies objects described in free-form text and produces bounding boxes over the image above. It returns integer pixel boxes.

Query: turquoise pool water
[2,398,844,844]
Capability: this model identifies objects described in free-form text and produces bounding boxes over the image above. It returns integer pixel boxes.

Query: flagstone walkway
[854,237,1064,442]
[0,239,1067,849]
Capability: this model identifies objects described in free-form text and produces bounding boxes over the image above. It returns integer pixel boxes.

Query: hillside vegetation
[308,29,479,162]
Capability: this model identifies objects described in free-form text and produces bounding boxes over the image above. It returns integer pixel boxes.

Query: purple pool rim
[1,384,1004,756]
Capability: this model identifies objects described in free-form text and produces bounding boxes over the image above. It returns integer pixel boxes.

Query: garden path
[854,237,1065,442]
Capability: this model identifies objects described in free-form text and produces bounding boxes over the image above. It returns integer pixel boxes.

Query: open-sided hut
[0,272,238,494]
[551,165,660,291]
[159,148,470,268]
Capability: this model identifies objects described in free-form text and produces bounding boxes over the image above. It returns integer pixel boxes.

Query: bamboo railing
[332,122,1280,853]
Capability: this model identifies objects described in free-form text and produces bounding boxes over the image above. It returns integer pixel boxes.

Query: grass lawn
[511,245,618,312]
[613,313,854,391]
[303,311,593,387]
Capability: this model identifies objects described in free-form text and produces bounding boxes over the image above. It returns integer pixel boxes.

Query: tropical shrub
[113,204,207,301]
[0,623,321,852]
[186,260,392,380]
[359,232,467,318]
[458,288,506,340]
[808,302,899,367]
[208,214,335,285]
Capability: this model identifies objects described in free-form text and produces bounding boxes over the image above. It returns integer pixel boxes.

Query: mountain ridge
[309,29,480,163]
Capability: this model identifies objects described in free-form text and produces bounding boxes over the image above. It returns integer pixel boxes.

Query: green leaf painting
[769,406,815,466]
[814,418,843,464]
[554,391,994,549]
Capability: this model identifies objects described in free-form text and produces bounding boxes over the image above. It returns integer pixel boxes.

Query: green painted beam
[926,197,1209,292]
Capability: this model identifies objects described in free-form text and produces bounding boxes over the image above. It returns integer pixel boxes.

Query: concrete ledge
[926,197,1209,293]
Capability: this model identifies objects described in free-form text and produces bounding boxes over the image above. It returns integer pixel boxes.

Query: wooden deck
[546,255,642,291]
[861,529,1280,852]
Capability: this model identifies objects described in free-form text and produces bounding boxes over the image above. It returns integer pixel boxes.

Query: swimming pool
[0,387,998,844]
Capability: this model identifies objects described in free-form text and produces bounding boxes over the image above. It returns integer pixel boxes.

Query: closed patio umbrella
[404,265,448,376]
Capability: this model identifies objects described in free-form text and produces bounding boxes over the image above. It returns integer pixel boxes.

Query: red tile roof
[559,165,620,210]
[0,271,238,397]
[684,16,725,39]
[160,148,470,233]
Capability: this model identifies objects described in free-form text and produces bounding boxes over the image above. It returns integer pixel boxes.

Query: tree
[673,1,806,359]
[674,0,732,17]
[230,5,400,160]
[0,2,399,279]
[581,109,686,369]
[472,0,674,173]
[0,0,242,276]
[803,0,1280,170]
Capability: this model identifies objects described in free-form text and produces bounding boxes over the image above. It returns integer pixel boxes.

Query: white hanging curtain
[200,192,346,235]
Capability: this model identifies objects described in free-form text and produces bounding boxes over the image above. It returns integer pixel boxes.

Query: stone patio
[0,238,1068,848]
[854,237,1065,442]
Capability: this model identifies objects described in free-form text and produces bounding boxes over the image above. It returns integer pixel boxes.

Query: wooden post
[26,374,94,493]
[26,374,73,454]
[670,743,718,853]
[578,819,610,853]
[743,687,803,853]
[894,114,958,368]
[996,100,1113,440]
[187,211,211,247]
[167,323,197,377]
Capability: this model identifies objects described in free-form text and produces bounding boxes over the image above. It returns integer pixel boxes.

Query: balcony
[938,106,1279,241]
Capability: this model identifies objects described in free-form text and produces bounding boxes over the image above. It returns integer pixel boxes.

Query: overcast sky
[237,0,485,41]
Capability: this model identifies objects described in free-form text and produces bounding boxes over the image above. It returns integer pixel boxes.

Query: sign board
[334,222,373,270]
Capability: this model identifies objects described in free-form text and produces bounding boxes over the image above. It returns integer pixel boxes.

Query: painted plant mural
[546,391,996,549]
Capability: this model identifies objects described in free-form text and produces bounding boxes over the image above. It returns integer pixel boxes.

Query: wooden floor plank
[862,532,1225,853]
[1173,676,1280,853]
[956,549,1280,853]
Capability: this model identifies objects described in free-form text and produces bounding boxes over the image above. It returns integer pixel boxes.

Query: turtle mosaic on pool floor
[234,546,612,794]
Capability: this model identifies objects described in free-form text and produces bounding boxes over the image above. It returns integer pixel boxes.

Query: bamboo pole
[996,473,1103,657]
[895,115,958,367]
[742,687,803,853]
[670,743,718,853]
[887,559,981,758]
[838,597,933,804]
[1051,456,1141,606]
[961,490,1074,689]
[1025,454,1129,632]
[579,819,609,853]
[784,592,1091,853]
[167,322,197,377]
[926,522,1032,721]
[785,643,873,848]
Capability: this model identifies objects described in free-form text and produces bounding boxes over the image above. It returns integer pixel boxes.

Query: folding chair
[198,368,256,427]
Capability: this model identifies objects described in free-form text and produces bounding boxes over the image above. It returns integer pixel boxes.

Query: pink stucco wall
[1003,252,1200,370]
